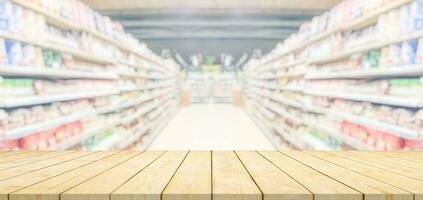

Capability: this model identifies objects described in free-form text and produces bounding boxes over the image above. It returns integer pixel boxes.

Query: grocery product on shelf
[0,0,181,150]
[243,0,423,150]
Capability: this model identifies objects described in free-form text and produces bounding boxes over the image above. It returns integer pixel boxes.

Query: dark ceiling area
[101,9,321,67]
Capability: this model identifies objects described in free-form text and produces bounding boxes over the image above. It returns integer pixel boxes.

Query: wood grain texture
[0,151,86,181]
[259,151,361,200]
[162,151,212,200]
[0,151,71,171]
[236,151,311,200]
[282,151,413,200]
[352,151,423,167]
[0,151,48,163]
[62,151,165,200]
[337,151,423,181]
[212,151,262,200]
[0,151,420,200]
[10,151,140,200]
[307,151,423,200]
[112,151,188,200]
[374,151,423,163]
[0,152,115,200]
[0,151,31,159]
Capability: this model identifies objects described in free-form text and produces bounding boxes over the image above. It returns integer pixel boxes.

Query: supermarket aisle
[148,105,275,150]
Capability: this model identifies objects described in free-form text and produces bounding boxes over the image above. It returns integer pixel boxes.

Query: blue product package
[5,40,22,64]
[0,0,12,32]
[401,40,418,64]
[411,0,423,31]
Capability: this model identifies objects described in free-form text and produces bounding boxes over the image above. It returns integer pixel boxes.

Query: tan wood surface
[281,151,413,200]
[112,151,188,200]
[162,151,212,200]
[212,151,262,200]
[259,151,361,200]
[337,151,423,181]
[236,151,312,200]
[62,151,165,200]
[0,151,421,200]
[10,151,140,200]
[0,151,48,163]
[306,151,423,200]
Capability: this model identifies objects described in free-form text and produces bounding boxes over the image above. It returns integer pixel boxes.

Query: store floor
[148,104,275,150]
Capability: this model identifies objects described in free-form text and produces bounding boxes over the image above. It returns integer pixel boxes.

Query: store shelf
[271,94,304,109]
[49,118,122,150]
[88,134,121,151]
[0,65,119,80]
[117,124,150,149]
[120,103,160,125]
[277,86,305,93]
[4,105,117,140]
[259,0,413,66]
[119,95,155,110]
[0,31,116,64]
[308,31,423,64]
[137,106,178,150]
[246,107,290,150]
[304,89,423,108]
[302,134,334,150]
[341,0,412,31]
[258,59,307,73]
[305,65,423,80]
[10,0,166,68]
[0,90,120,108]
[331,111,419,139]
[11,0,79,30]
[119,86,147,93]
[118,72,149,79]
[265,102,304,125]
[273,124,305,149]
[303,120,376,150]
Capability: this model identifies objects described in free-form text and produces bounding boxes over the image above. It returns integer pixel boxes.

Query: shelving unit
[0,0,181,150]
[243,0,423,150]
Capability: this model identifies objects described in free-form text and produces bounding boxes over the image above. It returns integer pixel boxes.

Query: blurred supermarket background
[0,0,423,150]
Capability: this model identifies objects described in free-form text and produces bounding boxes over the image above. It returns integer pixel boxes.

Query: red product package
[383,133,403,150]
[0,138,19,150]
[404,139,423,150]
[19,133,40,150]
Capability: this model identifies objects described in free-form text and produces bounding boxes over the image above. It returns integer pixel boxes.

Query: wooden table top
[0,151,422,200]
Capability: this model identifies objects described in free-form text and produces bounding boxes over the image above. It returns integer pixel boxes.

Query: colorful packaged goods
[340,121,404,150]
[19,121,83,150]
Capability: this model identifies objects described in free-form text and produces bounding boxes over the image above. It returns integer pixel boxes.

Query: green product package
[42,49,54,68]
[369,50,381,67]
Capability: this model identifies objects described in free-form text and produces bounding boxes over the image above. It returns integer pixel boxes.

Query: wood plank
[0,151,87,181]
[282,151,413,200]
[10,151,141,200]
[0,151,114,200]
[162,151,212,200]
[62,151,165,200]
[354,151,423,167]
[259,151,362,200]
[336,151,423,181]
[307,151,423,200]
[212,151,262,200]
[374,151,423,164]
[374,151,423,162]
[112,151,188,200]
[0,151,48,163]
[0,151,28,158]
[0,151,73,171]
[236,151,311,200]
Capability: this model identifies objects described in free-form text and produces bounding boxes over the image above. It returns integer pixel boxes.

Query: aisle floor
[148,104,275,150]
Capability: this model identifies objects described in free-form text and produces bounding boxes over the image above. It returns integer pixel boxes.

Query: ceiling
[82,0,341,67]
